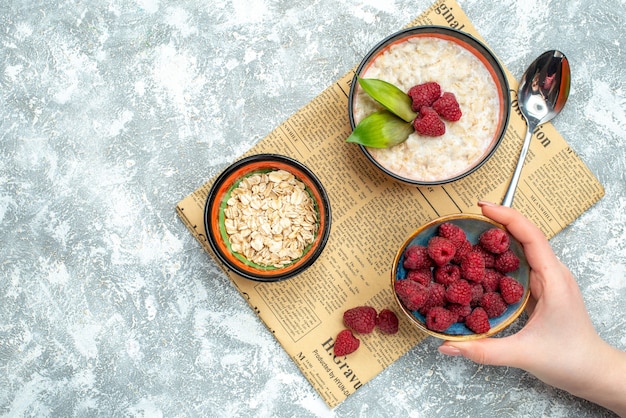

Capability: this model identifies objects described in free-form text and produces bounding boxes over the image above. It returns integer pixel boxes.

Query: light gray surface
[1,0,625,417]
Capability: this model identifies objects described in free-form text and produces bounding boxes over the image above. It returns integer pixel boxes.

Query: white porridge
[353,35,502,182]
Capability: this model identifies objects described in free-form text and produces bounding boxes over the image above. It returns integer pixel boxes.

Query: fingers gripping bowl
[205,154,331,282]
[348,26,511,185]
[392,214,530,340]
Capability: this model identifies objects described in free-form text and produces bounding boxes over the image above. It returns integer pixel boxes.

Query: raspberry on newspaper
[376,309,399,335]
[343,306,377,334]
[334,329,360,356]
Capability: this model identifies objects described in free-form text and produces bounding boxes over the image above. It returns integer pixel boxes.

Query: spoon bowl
[502,50,570,207]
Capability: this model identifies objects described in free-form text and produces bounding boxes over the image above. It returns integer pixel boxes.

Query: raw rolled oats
[224,169,319,267]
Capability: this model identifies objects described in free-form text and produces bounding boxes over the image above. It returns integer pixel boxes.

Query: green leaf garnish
[346,110,414,148]
[358,77,417,123]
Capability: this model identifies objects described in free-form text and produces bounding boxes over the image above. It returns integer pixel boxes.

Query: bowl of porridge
[348,26,511,185]
[204,154,331,282]
[391,213,530,340]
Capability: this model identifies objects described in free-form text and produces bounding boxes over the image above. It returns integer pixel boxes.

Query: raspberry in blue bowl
[391,213,530,340]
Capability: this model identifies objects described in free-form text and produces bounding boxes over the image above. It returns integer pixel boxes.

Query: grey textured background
[1,0,625,417]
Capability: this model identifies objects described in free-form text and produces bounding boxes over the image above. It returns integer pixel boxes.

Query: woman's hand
[438,202,626,417]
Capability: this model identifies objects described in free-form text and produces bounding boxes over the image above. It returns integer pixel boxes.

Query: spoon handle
[502,123,536,207]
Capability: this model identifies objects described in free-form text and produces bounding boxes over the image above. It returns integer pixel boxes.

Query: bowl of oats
[391,213,530,340]
[204,154,331,282]
[348,26,511,185]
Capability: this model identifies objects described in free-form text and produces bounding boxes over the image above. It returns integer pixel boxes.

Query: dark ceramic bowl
[204,154,331,282]
[391,213,530,340]
[348,26,511,185]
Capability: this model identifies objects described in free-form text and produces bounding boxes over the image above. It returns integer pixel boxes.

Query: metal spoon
[502,50,571,207]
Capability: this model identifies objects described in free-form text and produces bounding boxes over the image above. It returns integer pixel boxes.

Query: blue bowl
[392,213,530,340]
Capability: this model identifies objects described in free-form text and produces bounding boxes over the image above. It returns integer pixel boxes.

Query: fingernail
[438,345,462,356]
[478,200,497,207]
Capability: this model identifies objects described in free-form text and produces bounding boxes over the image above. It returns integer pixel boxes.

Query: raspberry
[432,92,462,121]
[438,222,466,247]
[429,282,447,305]
[479,228,510,254]
[399,222,525,335]
[445,279,473,305]
[470,281,484,306]
[448,303,472,322]
[343,306,377,334]
[403,245,433,270]
[499,276,524,304]
[465,307,491,334]
[413,106,445,137]
[452,239,472,264]
[473,244,496,268]
[376,309,399,334]
[434,264,460,286]
[408,81,441,112]
[425,306,456,332]
[427,236,456,266]
[406,268,432,286]
[482,269,502,292]
[460,251,486,282]
[394,280,428,311]
[420,282,446,315]
[480,292,508,318]
[495,250,520,273]
[334,329,360,356]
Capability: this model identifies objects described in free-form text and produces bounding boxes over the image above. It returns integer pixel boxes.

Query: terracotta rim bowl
[348,25,511,186]
[204,154,331,282]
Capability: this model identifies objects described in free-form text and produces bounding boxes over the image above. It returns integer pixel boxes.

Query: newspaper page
[176,0,604,408]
